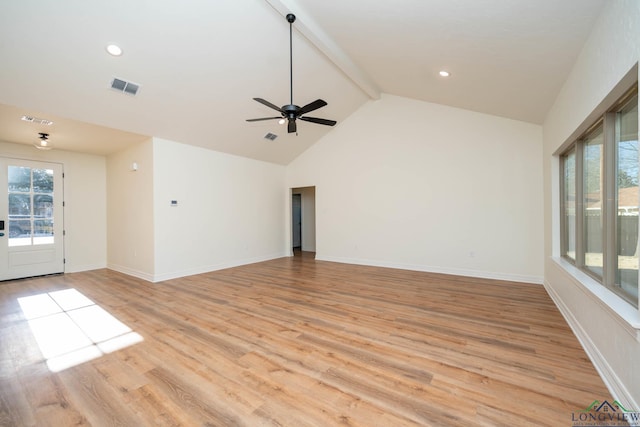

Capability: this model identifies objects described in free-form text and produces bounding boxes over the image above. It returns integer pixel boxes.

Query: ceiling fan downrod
[287,14,295,106]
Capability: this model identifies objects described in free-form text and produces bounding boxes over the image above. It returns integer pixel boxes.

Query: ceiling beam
[264,0,381,100]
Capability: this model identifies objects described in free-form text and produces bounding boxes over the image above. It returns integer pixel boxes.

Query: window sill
[551,257,640,336]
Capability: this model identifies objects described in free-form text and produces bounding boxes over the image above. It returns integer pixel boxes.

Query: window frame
[559,84,639,308]
[560,147,576,262]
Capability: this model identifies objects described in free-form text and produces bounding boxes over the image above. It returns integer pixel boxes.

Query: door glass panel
[9,219,31,239]
[7,166,55,247]
[33,169,54,193]
[34,194,53,218]
[9,192,31,246]
[9,193,31,215]
[34,220,54,245]
[8,166,31,192]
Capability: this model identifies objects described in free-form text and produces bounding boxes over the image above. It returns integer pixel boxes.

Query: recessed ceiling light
[106,44,123,56]
[439,70,450,77]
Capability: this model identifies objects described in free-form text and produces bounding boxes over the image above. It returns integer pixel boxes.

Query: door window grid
[8,166,55,247]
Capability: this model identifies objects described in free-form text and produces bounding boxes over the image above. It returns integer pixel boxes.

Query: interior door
[292,193,301,249]
[0,158,64,281]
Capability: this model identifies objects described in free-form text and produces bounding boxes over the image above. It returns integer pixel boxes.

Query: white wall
[152,138,287,281]
[287,93,544,283]
[106,139,155,280]
[542,0,640,408]
[1,141,107,272]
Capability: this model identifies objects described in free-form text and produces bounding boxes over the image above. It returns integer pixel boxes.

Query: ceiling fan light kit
[247,13,337,134]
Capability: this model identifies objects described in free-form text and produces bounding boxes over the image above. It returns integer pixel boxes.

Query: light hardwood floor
[1,253,611,426]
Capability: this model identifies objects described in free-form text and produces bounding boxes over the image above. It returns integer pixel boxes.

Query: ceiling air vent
[21,115,53,125]
[264,132,278,141]
[110,77,140,96]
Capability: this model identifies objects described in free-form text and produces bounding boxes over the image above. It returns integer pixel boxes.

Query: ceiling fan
[246,13,337,134]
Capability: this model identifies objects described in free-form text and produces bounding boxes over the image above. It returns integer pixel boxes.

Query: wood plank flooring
[0,253,611,426]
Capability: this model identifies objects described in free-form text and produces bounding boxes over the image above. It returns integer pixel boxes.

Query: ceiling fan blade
[253,98,283,112]
[288,119,297,133]
[299,116,337,126]
[246,117,282,122]
[297,99,327,116]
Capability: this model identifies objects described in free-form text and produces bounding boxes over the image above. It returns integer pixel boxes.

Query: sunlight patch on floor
[17,288,143,372]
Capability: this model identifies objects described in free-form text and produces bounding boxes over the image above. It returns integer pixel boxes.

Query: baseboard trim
[106,263,155,282]
[544,279,639,411]
[150,252,288,283]
[314,255,543,284]
[65,263,107,273]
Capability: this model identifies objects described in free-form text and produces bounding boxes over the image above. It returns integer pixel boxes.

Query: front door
[0,158,64,281]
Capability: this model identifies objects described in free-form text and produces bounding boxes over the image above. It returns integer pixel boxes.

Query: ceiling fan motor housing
[283,104,299,120]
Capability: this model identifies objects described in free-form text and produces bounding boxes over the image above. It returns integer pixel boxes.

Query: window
[616,93,639,301]
[583,125,604,277]
[8,166,55,247]
[561,87,639,307]
[563,149,576,261]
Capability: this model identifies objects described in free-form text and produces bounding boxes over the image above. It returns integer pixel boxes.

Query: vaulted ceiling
[0,0,605,164]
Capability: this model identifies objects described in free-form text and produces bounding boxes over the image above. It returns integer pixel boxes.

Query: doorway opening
[291,186,316,257]
[292,194,302,250]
